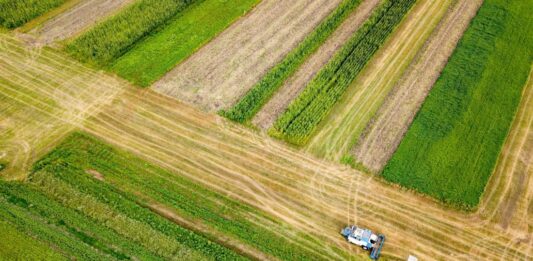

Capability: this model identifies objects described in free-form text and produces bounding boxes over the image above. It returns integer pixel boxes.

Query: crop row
[382,0,532,209]
[220,0,363,123]
[65,0,195,66]
[0,0,66,28]
[270,0,416,145]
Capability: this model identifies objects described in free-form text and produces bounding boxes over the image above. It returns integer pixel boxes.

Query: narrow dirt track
[28,0,135,45]
[153,0,345,112]
[304,0,453,161]
[252,0,381,130]
[1,34,532,260]
[352,0,483,172]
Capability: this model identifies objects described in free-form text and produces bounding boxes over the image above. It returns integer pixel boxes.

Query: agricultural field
[270,0,416,145]
[304,0,454,160]
[0,0,532,260]
[353,0,484,172]
[383,0,533,208]
[153,0,346,112]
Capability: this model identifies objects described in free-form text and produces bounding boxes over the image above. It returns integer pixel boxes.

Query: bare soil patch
[86,169,104,181]
[153,0,345,112]
[352,0,483,172]
[29,0,135,45]
[252,0,381,130]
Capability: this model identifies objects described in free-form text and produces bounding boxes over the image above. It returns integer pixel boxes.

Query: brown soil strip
[28,0,135,45]
[352,0,484,172]
[252,0,381,130]
[86,169,104,181]
[153,0,345,112]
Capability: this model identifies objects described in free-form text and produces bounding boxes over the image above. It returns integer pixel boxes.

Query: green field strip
[220,0,363,123]
[0,0,68,29]
[110,0,260,87]
[65,0,197,66]
[270,0,416,145]
[383,0,533,209]
[0,221,65,261]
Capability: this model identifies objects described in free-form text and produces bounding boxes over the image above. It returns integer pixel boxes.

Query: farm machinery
[341,225,385,260]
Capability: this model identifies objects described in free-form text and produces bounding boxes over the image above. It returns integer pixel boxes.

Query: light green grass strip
[110,0,260,87]
[383,0,533,209]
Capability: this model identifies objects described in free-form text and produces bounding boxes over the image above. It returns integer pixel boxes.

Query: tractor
[341,225,385,260]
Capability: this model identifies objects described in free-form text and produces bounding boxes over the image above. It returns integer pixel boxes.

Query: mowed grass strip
[65,0,196,66]
[270,0,416,145]
[110,0,260,87]
[220,0,362,123]
[383,0,533,209]
[0,0,67,28]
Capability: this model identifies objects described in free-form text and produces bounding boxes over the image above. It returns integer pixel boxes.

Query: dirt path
[352,0,483,172]
[152,0,345,112]
[28,0,135,45]
[252,0,381,130]
[477,68,533,233]
[304,0,453,161]
[2,33,532,260]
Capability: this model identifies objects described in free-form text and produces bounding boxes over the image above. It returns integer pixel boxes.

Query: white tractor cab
[341,225,385,260]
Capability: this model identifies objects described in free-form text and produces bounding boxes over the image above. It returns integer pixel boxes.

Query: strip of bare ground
[28,0,136,45]
[252,0,381,130]
[352,0,484,172]
[152,0,345,112]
